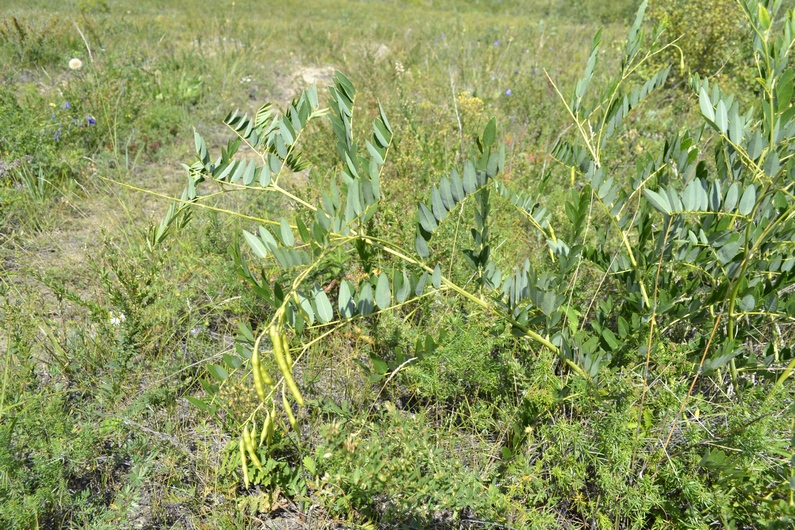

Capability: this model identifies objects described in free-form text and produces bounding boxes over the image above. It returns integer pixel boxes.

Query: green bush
[647,0,753,93]
[316,409,502,523]
[0,391,116,529]
[0,16,80,68]
[0,87,58,168]
[76,0,110,15]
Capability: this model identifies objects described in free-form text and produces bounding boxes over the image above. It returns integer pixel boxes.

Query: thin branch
[72,20,93,63]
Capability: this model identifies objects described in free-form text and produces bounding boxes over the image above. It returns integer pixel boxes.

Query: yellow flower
[456,91,485,120]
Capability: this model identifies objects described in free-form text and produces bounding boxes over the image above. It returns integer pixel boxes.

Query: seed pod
[239,437,250,488]
[259,409,272,447]
[266,414,275,443]
[268,401,276,440]
[282,389,298,433]
[280,332,294,368]
[270,325,305,406]
[243,425,264,471]
[251,346,268,403]
[259,364,274,387]
[249,422,258,444]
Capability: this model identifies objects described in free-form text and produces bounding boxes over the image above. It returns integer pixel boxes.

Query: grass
[1,0,793,528]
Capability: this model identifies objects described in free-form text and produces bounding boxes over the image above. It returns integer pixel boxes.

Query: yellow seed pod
[259,364,274,387]
[266,413,275,443]
[251,347,268,403]
[280,332,294,368]
[259,409,272,447]
[270,326,305,407]
[249,422,258,444]
[282,389,298,433]
[239,438,250,488]
[243,425,263,471]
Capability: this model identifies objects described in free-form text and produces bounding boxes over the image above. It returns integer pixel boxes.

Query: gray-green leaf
[339,280,355,318]
[738,185,756,216]
[375,273,391,309]
[483,117,497,147]
[699,88,715,122]
[418,202,438,232]
[715,100,728,133]
[396,270,410,303]
[243,230,268,258]
[739,294,755,312]
[315,290,333,323]
[415,235,429,259]
[643,188,672,215]
[717,237,741,265]
[358,283,374,316]
[280,218,295,247]
[432,264,441,289]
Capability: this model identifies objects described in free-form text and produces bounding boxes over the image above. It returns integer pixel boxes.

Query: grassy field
[1,0,794,528]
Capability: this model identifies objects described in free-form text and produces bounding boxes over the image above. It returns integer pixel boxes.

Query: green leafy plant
[144,0,795,525]
[314,408,500,523]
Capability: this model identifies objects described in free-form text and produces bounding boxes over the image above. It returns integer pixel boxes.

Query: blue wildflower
[87,116,96,126]
[61,102,70,110]
[493,40,500,46]
[505,89,512,96]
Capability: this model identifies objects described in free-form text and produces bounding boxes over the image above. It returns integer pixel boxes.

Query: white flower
[69,58,83,70]
[109,311,126,326]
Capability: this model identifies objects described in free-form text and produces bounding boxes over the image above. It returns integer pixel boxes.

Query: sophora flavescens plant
[148,2,795,505]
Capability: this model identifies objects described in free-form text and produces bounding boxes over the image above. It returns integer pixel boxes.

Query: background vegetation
[1,0,793,528]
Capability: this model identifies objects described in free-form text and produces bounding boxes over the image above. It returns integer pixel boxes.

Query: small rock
[294,65,335,87]
[374,43,390,63]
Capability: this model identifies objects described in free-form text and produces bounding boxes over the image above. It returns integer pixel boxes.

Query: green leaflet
[375,273,391,309]
[463,162,477,194]
[739,185,756,216]
[418,202,437,232]
[243,230,268,258]
[483,117,496,147]
[315,290,333,323]
[280,218,295,247]
[358,282,374,316]
[415,234,430,259]
[339,280,355,319]
[432,264,441,289]
[643,188,672,215]
[395,270,410,303]
[699,87,715,122]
